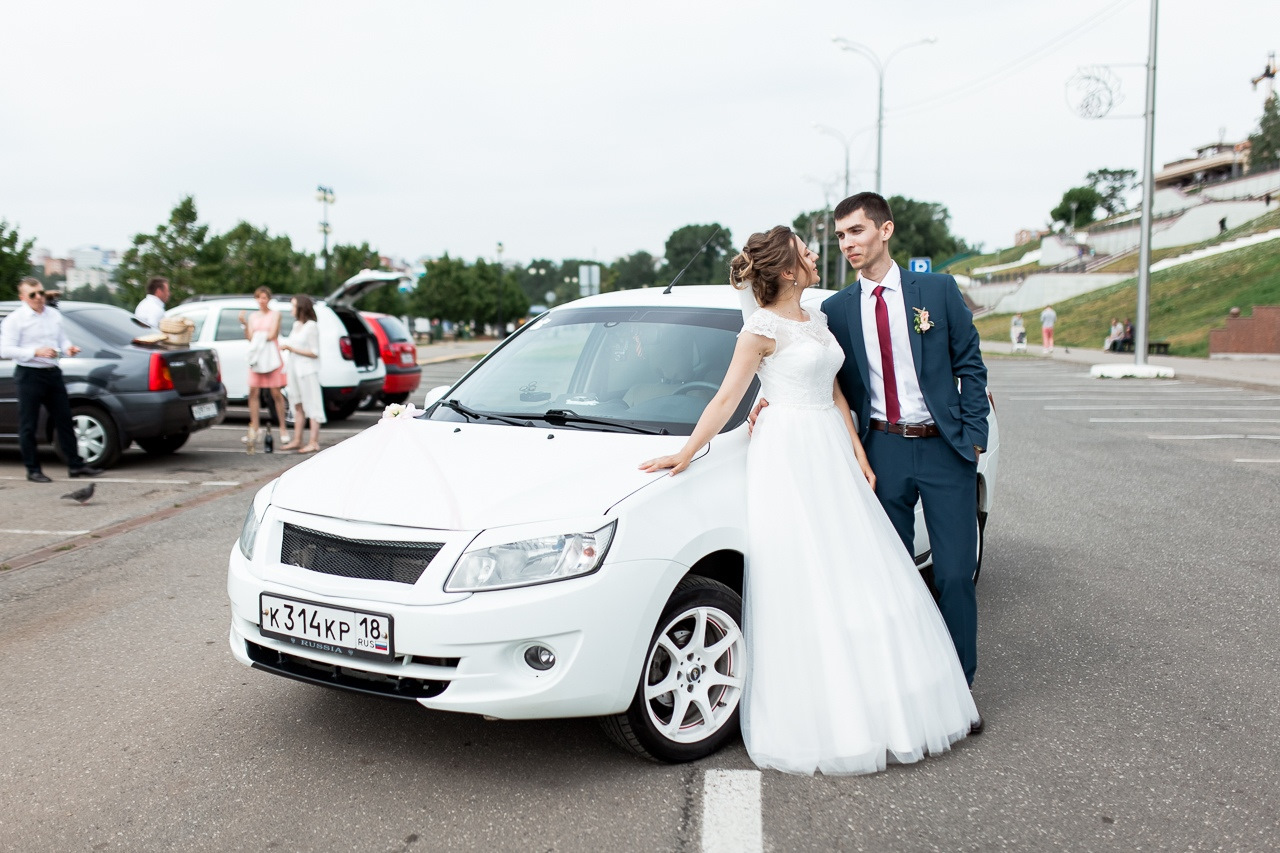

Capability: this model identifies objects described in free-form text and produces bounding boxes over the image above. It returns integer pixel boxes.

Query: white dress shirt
[135,294,166,327]
[858,263,933,424]
[0,303,74,368]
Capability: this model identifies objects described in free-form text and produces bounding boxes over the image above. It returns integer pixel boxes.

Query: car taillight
[148,353,174,391]
[339,336,353,360]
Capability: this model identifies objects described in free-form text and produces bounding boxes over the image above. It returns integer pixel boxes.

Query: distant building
[69,245,117,272]
[67,268,115,291]
[43,256,73,277]
[1155,141,1251,191]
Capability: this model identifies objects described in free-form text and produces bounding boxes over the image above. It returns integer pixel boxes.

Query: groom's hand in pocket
[747,398,770,435]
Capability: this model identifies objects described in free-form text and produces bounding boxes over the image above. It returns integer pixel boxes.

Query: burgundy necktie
[872,285,901,425]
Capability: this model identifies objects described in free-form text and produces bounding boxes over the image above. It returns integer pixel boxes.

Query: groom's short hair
[835,192,893,228]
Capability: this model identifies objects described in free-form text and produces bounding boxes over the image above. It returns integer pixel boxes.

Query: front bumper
[227,546,685,720]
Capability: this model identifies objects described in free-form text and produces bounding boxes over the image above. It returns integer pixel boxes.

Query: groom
[823,192,989,694]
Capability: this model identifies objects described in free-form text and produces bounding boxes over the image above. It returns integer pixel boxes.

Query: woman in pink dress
[238,286,289,453]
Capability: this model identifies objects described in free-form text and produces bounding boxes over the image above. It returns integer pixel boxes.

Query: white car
[168,271,401,420]
[227,285,999,761]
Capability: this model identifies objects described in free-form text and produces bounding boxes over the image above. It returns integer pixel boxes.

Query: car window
[64,306,152,347]
[215,309,245,341]
[277,311,296,337]
[171,306,207,338]
[434,306,753,436]
[375,316,411,342]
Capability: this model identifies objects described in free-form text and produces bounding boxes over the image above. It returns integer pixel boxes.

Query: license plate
[399,352,415,366]
[191,402,219,420]
[259,593,394,660]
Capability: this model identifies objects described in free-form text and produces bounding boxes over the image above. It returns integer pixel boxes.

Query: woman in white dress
[640,226,978,775]
[279,294,326,454]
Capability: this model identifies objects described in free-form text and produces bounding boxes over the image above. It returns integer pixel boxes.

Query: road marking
[1235,458,1280,463]
[1148,434,1280,440]
[0,528,91,536]
[1047,405,1280,411]
[0,476,240,486]
[701,770,762,853]
[1089,418,1280,424]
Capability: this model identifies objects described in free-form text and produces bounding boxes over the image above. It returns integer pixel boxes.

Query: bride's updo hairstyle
[729,226,800,308]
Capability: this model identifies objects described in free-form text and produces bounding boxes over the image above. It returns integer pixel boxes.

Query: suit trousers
[16,365,84,473]
[865,429,979,684]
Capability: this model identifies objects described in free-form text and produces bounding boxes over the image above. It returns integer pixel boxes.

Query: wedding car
[227,285,999,762]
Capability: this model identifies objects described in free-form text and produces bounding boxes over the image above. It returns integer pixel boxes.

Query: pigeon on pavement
[61,483,95,505]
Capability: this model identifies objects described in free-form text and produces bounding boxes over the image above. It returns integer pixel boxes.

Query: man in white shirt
[0,278,103,482]
[134,276,170,328]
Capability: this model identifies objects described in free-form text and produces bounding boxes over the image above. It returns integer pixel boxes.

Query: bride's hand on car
[639,452,693,476]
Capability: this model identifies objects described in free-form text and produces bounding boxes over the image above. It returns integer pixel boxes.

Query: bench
[1115,340,1169,355]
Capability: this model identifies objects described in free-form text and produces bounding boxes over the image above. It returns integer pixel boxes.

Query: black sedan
[0,301,227,468]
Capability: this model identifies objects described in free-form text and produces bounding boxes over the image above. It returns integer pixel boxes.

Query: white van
[168,271,404,420]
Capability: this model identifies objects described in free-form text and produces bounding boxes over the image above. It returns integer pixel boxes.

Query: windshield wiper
[541,409,668,435]
[440,398,534,427]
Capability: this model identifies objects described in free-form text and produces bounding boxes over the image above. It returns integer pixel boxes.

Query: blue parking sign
[909,257,932,273]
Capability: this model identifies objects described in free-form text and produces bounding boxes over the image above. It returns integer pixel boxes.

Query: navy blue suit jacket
[823,264,989,462]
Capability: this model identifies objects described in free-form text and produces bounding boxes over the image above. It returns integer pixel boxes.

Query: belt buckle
[902,424,919,438]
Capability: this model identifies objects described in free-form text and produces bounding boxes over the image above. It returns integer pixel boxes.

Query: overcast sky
[3,0,1277,269]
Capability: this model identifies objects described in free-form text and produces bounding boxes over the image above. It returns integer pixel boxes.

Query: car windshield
[65,305,154,347]
[428,305,756,435]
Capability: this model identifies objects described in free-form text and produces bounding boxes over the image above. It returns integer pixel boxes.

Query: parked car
[167,271,401,420]
[359,311,421,406]
[226,285,999,762]
[0,301,226,468]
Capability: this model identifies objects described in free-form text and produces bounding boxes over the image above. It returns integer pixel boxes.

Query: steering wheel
[673,382,720,395]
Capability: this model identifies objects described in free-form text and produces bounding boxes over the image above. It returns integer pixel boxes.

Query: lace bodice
[740,308,844,409]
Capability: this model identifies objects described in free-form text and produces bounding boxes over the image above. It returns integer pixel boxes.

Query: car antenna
[662,226,721,294]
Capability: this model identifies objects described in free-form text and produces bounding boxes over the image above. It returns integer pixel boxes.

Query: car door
[211,307,251,401]
[0,307,19,438]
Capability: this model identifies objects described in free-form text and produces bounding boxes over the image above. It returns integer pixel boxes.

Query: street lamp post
[832,36,936,195]
[495,242,504,339]
[812,123,852,197]
[316,185,335,289]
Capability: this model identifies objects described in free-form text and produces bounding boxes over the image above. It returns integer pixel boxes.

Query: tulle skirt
[740,403,978,776]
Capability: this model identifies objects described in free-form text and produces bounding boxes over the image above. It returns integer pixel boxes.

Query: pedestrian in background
[0,278,103,482]
[134,276,169,327]
[279,294,326,454]
[1040,305,1057,355]
[238,286,289,453]
[1010,312,1026,352]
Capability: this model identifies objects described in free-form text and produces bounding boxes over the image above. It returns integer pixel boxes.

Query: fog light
[523,645,556,671]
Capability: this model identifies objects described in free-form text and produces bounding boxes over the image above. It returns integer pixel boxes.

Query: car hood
[270,417,679,530]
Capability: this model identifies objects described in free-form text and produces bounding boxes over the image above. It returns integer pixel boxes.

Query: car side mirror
[423,385,450,408]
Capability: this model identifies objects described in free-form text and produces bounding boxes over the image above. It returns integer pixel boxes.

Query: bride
[640,226,979,775]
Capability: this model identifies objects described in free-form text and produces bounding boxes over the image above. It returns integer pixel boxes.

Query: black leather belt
[869,419,941,438]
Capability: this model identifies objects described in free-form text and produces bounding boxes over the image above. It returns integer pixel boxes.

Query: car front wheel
[599,575,746,763]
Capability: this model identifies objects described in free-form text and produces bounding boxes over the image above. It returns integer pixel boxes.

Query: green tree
[609,251,659,291]
[201,222,317,296]
[325,243,383,297]
[885,196,969,268]
[514,259,559,304]
[116,196,212,305]
[67,282,124,307]
[1249,95,1280,174]
[1050,186,1105,230]
[1,220,36,297]
[1086,168,1138,216]
[658,224,734,288]
[413,254,476,324]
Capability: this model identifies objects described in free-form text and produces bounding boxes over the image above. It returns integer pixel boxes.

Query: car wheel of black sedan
[57,405,123,469]
[600,575,746,763]
[136,433,190,456]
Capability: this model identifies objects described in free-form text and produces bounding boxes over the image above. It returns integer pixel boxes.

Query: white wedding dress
[738,306,979,776]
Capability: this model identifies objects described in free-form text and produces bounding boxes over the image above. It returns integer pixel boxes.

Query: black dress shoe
[27,471,53,483]
[969,714,985,736]
[69,465,103,478]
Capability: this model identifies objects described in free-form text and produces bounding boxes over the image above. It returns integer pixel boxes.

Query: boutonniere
[913,307,934,334]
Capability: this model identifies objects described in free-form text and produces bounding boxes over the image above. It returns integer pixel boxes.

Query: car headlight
[237,480,278,561]
[445,521,617,592]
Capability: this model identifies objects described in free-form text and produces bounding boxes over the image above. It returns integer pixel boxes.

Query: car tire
[381,392,409,405]
[599,575,746,763]
[327,396,361,421]
[136,433,190,456]
[56,405,123,469]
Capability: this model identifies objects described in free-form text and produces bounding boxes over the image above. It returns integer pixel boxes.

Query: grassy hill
[974,236,1280,357]
[942,239,1041,276]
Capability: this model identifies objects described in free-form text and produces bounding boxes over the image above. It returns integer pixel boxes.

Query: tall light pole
[495,241,504,339]
[316,185,335,289]
[833,36,937,195]
[1133,0,1159,367]
[812,123,853,197]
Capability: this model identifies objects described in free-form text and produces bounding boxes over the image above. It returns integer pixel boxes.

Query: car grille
[280,523,443,585]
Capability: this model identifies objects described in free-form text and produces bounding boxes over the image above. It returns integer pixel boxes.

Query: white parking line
[1048,405,1280,411]
[0,476,240,486]
[701,770,763,853]
[0,528,90,536]
[1235,458,1280,463]
[1148,434,1280,440]
[1090,418,1280,424]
